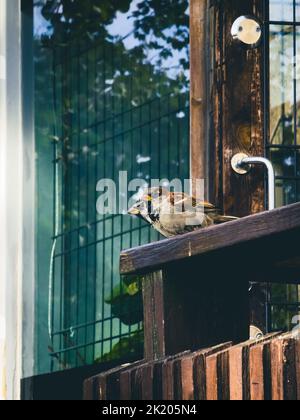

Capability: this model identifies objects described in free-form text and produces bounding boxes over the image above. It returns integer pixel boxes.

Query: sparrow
[128,187,238,238]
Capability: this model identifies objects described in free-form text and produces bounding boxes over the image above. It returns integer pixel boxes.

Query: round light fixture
[231,16,262,47]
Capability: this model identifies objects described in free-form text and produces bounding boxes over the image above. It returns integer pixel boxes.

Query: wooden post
[210,0,265,216]
[142,271,165,361]
[190,0,209,197]
[141,258,249,362]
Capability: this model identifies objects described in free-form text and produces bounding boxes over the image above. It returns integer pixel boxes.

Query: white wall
[0,0,23,400]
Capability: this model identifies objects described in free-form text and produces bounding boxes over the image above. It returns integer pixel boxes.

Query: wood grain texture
[180,357,194,401]
[229,346,244,401]
[119,370,131,400]
[83,376,97,401]
[86,333,300,400]
[271,339,284,400]
[142,271,165,361]
[120,202,300,276]
[131,364,154,401]
[193,342,232,400]
[96,360,144,401]
[209,0,265,216]
[249,344,265,400]
[190,0,209,196]
[282,338,297,401]
[227,333,281,401]
[141,365,154,400]
[206,354,218,400]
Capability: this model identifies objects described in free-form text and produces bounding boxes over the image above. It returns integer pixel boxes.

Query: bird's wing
[168,193,217,214]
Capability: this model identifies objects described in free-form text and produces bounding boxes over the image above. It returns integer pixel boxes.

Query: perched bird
[128,187,238,238]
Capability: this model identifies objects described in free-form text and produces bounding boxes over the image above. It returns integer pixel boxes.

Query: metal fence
[265,0,300,333]
[33,1,190,372]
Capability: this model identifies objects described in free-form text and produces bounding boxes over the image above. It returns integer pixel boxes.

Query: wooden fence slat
[131,367,143,401]
[229,346,244,401]
[120,370,131,400]
[91,360,143,400]
[99,375,107,401]
[271,339,284,401]
[180,357,194,401]
[83,376,97,401]
[219,351,230,400]
[152,361,164,400]
[206,350,231,401]
[151,352,190,400]
[132,364,154,400]
[262,341,272,401]
[193,342,232,400]
[283,338,297,401]
[206,353,218,400]
[85,332,300,401]
[122,361,155,401]
[141,365,154,400]
[143,271,165,361]
[162,359,175,400]
[193,353,207,400]
[249,344,265,400]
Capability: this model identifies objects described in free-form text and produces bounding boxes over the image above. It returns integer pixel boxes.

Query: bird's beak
[128,205,140,216]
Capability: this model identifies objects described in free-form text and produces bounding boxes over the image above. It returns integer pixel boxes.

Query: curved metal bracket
[231,153,275,211]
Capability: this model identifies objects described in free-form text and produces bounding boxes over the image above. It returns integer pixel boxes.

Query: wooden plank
[218,351,230,400]
[120,203,300,276]
[270,339,284,401]
[190,0,209,196]
[131,363,155,401]
[210,0,265,217]
[229,346,244,401]
[141,365,154,400]
[263,341,272,401]
[96,361,144,400]
[270,336,298,401]
[193,342,232,400]
[283,338,297,401]
[206,335,274,401]
[262,333,294,401]
[86,333,300,401]
[162,359,175,400]
[161,352,191,400]
[142,271,165,361]
[179,357,194,401]
[152,352,190,400]
[249,344,265,400]
[171,342,233,401]
[206,353,218,400]
[83,376,97,401]
[119,370,131,400]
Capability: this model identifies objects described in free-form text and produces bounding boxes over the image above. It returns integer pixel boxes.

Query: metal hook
[231,153,275,211]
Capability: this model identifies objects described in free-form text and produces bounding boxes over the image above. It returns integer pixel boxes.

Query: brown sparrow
[128,187,238,238]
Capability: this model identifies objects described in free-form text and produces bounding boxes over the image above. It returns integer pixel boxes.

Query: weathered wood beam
[120,202,300,276]
[210,0,265,216]
[190,0,209,197]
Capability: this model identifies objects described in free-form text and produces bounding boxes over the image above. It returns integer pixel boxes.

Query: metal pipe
[235,155,276,211]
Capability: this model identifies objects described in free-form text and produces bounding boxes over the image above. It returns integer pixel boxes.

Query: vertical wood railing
[84,332,300,401]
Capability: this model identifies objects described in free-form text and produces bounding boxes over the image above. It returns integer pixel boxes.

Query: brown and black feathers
[128,187,238,238]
